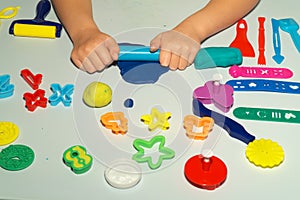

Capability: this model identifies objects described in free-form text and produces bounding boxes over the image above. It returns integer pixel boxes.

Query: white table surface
[1,0,300,199]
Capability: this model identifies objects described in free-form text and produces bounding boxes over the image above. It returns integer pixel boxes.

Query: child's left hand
[150,29,200,70]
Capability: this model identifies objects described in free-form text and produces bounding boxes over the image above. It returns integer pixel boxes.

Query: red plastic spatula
[230,19,255,57]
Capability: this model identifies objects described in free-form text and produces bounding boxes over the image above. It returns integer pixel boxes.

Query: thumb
[150,33,162,52]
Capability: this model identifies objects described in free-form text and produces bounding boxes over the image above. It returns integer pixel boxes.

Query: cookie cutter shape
[63,145,93,174]
[193,80,234,113]
[140,108,171,131]
[0,122,19,146]
[132,135,175,170]
[0,144,34,171]
[100,112,128,135]
[48,83,74,106]
[23,89,48,112]
[0,74,14,99]
[183,115,214,140]
[20,69,43,90]
[246,138,284,168]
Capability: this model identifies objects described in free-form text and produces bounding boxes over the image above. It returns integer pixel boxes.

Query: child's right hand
[71,28,120,73]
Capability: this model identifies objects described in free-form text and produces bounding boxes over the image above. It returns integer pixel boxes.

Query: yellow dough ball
[83,81,112,107]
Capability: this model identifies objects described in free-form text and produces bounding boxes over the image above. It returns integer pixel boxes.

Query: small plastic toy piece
[23,89,48,112]
[20,69,43,90]
[0,74,14,99]
[48,83,74,106]
[279,18,300,53]
[100,112,128,135]
[132,135,175,170]
[258,17,266,65]
[0,6,20,19]
[229,19,255,57]
[124,98,134,108]
[193,98,255,144]
[83,81,112,108]
[63,145,93,174]
[246,138,284,168]
[104,159,142,189]
[233,107,300,124]
[184,153,227,190]
[183,115,214,140]
[193,47,242,69]
[140,108,171,131]
[271,18,285,64]
[193,79,234,113]
[0,144,35,171]
[226,79,300,94]
[229,65,293,79]
[0,122,19,146]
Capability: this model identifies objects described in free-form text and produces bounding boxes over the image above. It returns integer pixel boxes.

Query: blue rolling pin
[118,45,242,69]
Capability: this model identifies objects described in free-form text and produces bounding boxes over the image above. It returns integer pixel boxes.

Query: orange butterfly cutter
[100,112,128,135]
[183,115,214,140]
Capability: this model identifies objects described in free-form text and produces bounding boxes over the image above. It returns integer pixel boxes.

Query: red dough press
[230,19,255,57]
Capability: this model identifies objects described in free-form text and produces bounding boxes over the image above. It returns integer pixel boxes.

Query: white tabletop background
[1,0,300,199]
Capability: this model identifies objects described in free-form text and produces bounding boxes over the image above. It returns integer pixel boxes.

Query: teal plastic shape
[194,47,242,69]
[132,135,175,170]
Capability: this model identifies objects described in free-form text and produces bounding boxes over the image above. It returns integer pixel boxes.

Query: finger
[94,45,114,67]
[178,57,188,70]
[169,53,180,70]
[150,33,162,52]
[159,49,171,67]
[82,57,98,74]
[187,48,199,65]
[106,38,120,60]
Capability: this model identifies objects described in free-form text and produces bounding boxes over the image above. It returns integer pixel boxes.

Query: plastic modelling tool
[0,74,14,99]
[132,135,175,170]
[104,159,142,189]
[140,107,171,131]
[48,83,74,107]
[226,79,300,94]
[184,153,227,190]
[9,0,62,38]
[23,89,48,112]
[192,98,255,144]
[119,45,242,69]
[63,145,93,174]
[20,69,43,90]
[279,18,300,53]
[0,122,19,146]
[233,106,300,124]
[229,65,293,79]
[271,18,284,64]
[0,6,20,26]
[229,19,255,57]
[258,17,266,65]
[0,144,35,171]
[100,112,128,135]
[193,80,234,113]
[193,99,284,168]
[183,115,214,140]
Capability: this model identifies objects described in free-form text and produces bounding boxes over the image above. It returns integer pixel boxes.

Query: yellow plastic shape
[141,108,171,131]
[0,6,20,19]
[100,112,128,135]
[246,138,284,168]
[83,81,112,108]
[0,122,19,146]
[183,115,214,140]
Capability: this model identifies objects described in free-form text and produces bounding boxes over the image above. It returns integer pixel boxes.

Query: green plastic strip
[233,107,300,123]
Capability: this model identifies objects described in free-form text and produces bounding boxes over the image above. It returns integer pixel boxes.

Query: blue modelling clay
[193,98,255,144]
[124,98,134,108]
[0,74,14,99]
[48,83,74,106]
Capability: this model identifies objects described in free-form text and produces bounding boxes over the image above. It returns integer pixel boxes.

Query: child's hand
[71,28,120,73]
[150,29,200,70]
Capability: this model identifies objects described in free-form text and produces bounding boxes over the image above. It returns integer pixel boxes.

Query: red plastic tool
[20,69,43,90]
[184,154,227,190]
[23,89,48,112]
[229,19,255,57]
[258,17,266,64]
